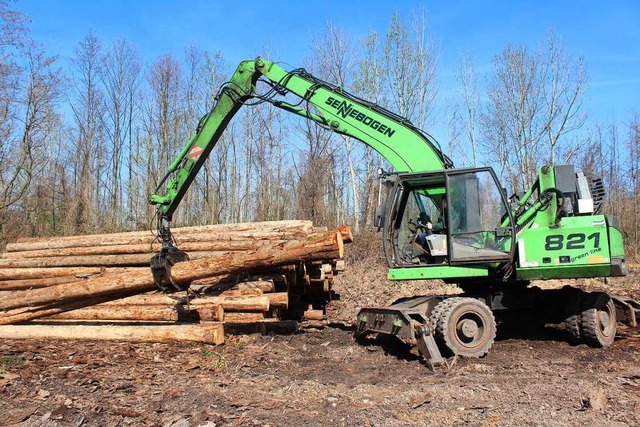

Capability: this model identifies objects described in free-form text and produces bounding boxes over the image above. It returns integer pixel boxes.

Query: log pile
[0,220,351,345]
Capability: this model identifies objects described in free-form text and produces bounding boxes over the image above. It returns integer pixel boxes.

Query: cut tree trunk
[98,292,185,307]
[232,280,275,293]
[0,289,146,325]
[96,293,270,313]
[189,268,293,288]
[0,323,224,344]
[49,304,223,322]
[267,292,289,309]
[0,270,155,312]
[303,309,325,320]
[186,296,270,312]
[0,230,343,322]
[7,220,314,252]
[97,294,187,306]
[2,240,288,259]
[0,252,223,268]
[0,231,344,321]
[169,230,343,283]
[218,288,264,297]
[223,312,266,323]
[0,275,85,291]
[337,225,354,243]
[0,267,103,281]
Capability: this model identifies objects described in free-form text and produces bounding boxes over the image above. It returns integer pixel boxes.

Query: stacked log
[0,324,225,345]
[0,220,351,344]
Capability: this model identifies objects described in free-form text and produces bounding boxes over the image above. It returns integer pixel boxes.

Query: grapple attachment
[150,246,190,292]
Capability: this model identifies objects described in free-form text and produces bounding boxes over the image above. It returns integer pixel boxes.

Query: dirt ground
[1,237,639,426]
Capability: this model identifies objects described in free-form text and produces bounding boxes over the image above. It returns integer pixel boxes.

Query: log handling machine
[149,58,639,367]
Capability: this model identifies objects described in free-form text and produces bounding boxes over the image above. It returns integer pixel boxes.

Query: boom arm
[150,58,452,220]
[148,58,453,287]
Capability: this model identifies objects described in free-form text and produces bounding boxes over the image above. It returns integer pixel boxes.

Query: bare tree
[69,31,104,233]
[411,9,439,129]
[294,118,334,225]
[100,39,141,228]
[26,120,70,237]
[604,122,622,218]
[0,47,64,238]
[311,22,360,230]
[0,1,68,239]
[352,31,386,226]
[201,50,229,223]
[0,0,29,239]
[382,9,439,129]
[483,44,544,191]
[143,54,183,222]
[455,51,479,167]
[583,118,640,258]
[542,31,587,165]
[483,35,587,193]
[626,117,639,256]
[180,44,205,225]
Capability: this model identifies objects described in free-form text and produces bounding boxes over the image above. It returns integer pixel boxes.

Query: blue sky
[18,0,640,132]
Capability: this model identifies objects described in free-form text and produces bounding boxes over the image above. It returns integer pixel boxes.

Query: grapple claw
[150,247,190,292]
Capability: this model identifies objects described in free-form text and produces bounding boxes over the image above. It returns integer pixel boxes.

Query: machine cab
[381,167,516,275]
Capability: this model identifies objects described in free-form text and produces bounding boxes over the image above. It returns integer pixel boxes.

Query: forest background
[0,0,638,258]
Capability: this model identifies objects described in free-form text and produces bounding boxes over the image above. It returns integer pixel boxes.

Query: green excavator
[149,58,638,366]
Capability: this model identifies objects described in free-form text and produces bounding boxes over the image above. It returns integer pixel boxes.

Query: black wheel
[563,291,583,343]
[434,297,496,358]
[428,299,450,329]
[581,292,616,347]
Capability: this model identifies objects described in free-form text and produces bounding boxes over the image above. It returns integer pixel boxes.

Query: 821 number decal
[544,233,600,251]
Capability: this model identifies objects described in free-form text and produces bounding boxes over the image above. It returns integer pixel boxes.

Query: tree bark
[2,240,288,259]
[49,304,223,322]
[0,252,224,268]
[0,267,144,281]
[0,275,84,290]
[0,270,154,311]
[337,224,354,243]
[0,230,342,320]
[186,295,270,312]
[0,267,103,280]
[267,292,288,309]
[97,293,186,306]
[170,230,343,283]
[232,280,275,293]
[223,312,265,323]
[218,288,263,297]
[0,323,224,344]
[0,289,145,325]
[97,293,271,312]
[303,309,325,320]
[8,220,314,252]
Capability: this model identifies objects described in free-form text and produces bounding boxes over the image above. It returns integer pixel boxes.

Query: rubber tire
[428,299,450,329]
[434,297,496,358]
[563,291,583,344]
[430,298,461,356]
[581,292,616,348]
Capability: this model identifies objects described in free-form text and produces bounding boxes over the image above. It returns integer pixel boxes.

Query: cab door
[445,168,515,264]
[381,171,447,267]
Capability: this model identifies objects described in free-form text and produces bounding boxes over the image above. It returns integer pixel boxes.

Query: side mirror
[374,205,385,229]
